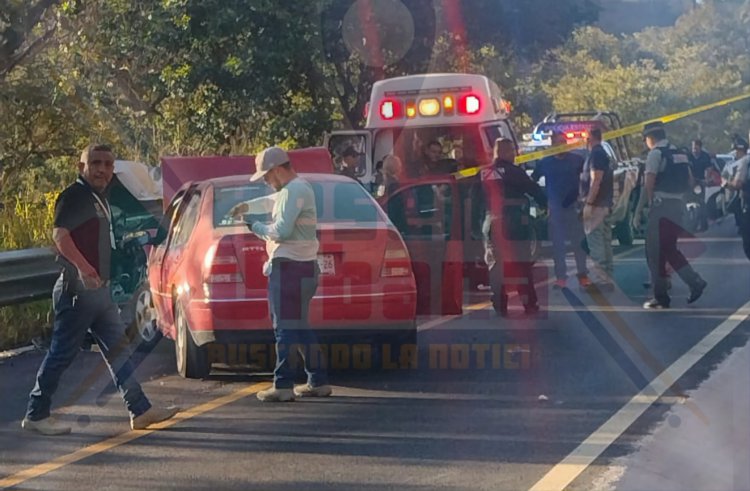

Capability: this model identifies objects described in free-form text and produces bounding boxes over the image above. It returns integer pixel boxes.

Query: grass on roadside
[0,192,57,251]
[0,192,57,350]
[0,300,53,351]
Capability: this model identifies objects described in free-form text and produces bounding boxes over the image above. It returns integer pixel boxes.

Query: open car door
[382,177,464,316]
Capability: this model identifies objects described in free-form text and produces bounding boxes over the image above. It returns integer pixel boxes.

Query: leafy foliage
[538,1,750,150]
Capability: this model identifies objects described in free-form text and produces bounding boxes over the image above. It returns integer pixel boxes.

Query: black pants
[645,198,703,305]
[484,220,537,311]
[741,201,750,262]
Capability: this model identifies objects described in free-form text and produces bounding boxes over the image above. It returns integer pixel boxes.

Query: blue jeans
[268,258,327,389]
[26,275,151,421]
[549,206,588,281]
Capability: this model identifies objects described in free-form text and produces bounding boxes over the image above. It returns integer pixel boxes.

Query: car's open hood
[114,160,162,201]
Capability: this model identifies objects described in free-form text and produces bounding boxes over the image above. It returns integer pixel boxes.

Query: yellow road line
[528,301,750,491]
[455,90,750,179]
[0,381,271,489]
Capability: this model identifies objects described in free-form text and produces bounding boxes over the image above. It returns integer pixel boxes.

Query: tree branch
[0,22,57,79]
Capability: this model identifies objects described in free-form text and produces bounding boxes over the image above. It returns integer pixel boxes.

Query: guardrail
[0,248,60,307]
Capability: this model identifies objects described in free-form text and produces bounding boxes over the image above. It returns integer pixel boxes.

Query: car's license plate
[317,254,335,276]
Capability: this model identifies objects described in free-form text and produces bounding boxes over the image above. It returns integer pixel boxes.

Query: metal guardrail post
[0,248,60,307]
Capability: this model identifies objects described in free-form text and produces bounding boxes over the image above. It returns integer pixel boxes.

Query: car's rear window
[213,179,382,227]
[213,183,274,227]
[311,181,381,224]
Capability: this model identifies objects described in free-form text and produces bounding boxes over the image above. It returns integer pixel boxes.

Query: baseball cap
[250,146,289,182]
[642,121,665,137]
[733,137,749,151]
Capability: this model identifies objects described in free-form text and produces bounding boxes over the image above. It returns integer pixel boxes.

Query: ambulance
[325,74,524,314]
[325,73,519,187]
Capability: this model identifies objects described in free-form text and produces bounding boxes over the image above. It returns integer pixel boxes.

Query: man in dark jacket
[472,138,547,316]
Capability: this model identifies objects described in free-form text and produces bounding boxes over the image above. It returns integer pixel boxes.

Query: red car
[148,172,418,378]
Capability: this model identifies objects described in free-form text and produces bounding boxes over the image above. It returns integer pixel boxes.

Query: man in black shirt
[581,128,615,291]
[22,144,178,435]
[473,138,548,316]
[690,139,714,181]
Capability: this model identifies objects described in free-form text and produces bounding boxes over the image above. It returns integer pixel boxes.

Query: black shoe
[643,298,669,310]
[687,279,707,304]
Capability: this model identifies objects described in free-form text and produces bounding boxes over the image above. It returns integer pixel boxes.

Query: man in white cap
[230,146,331,402]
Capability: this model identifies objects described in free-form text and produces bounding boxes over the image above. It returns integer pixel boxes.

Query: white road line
[528,301,750,491]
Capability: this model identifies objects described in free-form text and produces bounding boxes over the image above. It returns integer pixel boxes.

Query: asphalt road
[1,219,749,491]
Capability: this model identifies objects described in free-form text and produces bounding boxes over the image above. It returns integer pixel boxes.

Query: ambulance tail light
[380,100,401,120]
[406,100,417,119]
[418,98,441,117]
[443,96,455,114]
[459,94,481,115]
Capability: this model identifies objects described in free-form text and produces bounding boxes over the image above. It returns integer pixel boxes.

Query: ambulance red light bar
[379,99,401,120]
[565,131,589,140]
[459,94,481,115]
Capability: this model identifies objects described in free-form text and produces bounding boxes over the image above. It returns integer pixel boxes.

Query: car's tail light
[381,230,411,277]
[204,241,242,284]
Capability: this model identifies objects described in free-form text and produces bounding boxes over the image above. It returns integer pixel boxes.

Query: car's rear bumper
[185,290,417,345]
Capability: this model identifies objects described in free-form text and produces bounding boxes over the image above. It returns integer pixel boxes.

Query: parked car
[108,161,164,349]
[148,173,418,378]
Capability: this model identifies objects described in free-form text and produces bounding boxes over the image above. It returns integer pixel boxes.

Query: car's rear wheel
[175,302,210,379]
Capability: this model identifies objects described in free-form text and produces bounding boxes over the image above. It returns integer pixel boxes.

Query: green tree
[538,0,750,150]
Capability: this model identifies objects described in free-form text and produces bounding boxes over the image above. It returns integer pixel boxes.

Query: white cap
[250,146,290,182]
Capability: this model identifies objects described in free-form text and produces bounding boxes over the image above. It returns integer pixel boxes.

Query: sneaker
[21,416,71,436]
[257,387,295,402]
[643,298,669,310]
[553,279,567,290]
[130,406,180,430]
[578,275,593,289]
[294,384,333,398]
[687,279,707,304]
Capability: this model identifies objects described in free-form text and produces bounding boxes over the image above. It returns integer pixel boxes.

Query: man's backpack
[655,146,692,194]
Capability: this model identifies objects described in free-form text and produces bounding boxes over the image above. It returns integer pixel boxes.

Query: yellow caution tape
[454,91,750,180]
